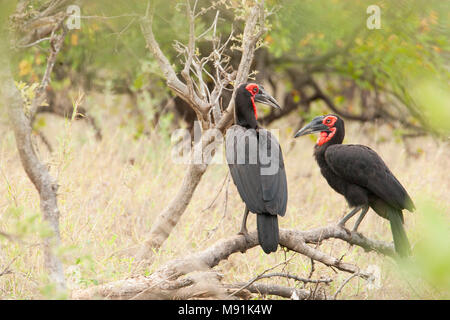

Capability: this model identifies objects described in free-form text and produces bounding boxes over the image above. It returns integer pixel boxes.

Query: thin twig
[0,257,19,277]
[205,174,230,240]
[229,253,297,298]
[254,272,332,284]
[332,272,361,300]
[201,172,229,212]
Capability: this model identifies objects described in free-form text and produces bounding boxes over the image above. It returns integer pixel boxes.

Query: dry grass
[0,96,449,299]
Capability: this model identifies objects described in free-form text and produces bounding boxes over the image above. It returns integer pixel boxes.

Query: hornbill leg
[352,205,369,232]
[338,206,362,227]
[238,206,250,236]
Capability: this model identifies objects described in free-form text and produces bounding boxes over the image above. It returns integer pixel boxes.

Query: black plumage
[226,83,288,254]
[295,115,414,257]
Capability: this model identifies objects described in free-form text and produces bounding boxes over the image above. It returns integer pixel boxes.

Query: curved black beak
[294,116,329,138]
[254,87,281,109]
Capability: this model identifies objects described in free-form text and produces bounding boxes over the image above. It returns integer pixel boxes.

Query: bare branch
[229,254,297,298]
[30,18,68,117]
[74,224,392,299]
[0,257,19,277]
[16,36,52,48]
[136,2,267,262]
[217,1,267,130]
[139,1,209,119]
[332,272,361,300]
[253,272,333,284]
[225,282,327,300]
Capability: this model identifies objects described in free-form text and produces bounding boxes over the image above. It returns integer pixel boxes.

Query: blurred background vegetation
[4,0,449,139]
[0,0,449,299]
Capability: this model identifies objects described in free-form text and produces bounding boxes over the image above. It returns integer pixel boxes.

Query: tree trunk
[0,49,66,290]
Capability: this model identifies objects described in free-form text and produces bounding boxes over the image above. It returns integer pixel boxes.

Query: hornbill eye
[323,116,336,126]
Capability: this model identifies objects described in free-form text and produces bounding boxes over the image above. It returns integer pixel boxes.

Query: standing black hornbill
[225,83,288,254]
[294,114,414,257]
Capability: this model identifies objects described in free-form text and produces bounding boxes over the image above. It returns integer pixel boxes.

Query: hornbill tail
[256,214,279,254]
[387,208,411,257]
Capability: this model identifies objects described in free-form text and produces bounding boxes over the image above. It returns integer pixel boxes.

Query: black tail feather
[387,208,411,257]
[256,214,279,254]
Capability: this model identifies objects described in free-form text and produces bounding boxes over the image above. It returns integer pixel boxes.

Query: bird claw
[237,229,249,238]
[337,223,351,235]
[237,230,250,252]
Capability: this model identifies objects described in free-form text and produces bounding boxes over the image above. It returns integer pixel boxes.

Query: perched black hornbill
[294,114,414,257]
[225,83,287,254]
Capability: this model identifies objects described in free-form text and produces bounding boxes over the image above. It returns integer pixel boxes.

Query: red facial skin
[245,83,259,119]
[317,115,337,146]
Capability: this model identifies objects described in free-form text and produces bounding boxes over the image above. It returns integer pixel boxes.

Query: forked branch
[73,225,393,299]
[137,1,267,262]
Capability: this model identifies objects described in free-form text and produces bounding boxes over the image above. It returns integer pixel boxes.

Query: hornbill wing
[324,144,415,211]
[226,126,288,216]
[259,128,288,216]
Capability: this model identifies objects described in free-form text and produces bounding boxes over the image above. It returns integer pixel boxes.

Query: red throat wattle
[251,96,258,119]
[245,83,259,120]
[317,127,336,146]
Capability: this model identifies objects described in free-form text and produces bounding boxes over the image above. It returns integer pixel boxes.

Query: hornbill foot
[237,228,251,253]
[337,219,347,228]
[337,222,352,235]
[237,228,249,237]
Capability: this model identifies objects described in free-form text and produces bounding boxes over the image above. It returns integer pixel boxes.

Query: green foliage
[410,78,450,135]
[3,205,53,239]
[268,0,449,133]
[269,0,362,58]
[15,81,39,116]
[403,199,450,298]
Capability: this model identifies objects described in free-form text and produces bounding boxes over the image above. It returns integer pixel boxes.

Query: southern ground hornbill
[294,114,414,257]
[225,83,288,254]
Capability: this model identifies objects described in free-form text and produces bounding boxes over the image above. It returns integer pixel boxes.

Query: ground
[0,95,449,299]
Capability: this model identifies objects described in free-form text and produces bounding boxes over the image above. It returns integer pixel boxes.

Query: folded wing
[226,125,287,216]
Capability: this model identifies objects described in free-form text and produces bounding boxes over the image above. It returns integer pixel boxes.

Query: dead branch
[332,271,361,300]
[136,162,208,263]
[204,174,231,240]
[72,225,393,300]
[0,256,20,278]
[225,282,326,300]
[139,2,209,120]
[136,1,267,262]
[216,2,267,131]
[29,19,68,118]
[12,0,70,48]
[251,272,333,284]
[201,172,229,213]
[229,254,298,298]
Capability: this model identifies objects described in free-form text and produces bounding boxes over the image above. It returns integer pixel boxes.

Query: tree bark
[136,2,266,261]
[0,48,66,289]
[137,163,208,261]
[73,225,393,299]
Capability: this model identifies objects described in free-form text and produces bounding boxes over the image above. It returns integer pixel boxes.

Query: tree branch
[136,1,267,262]
[139,1,209,119]
[30,17,68,117]
[225,282,327,300]
[216,2,266,131]
[73,224,393,299]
